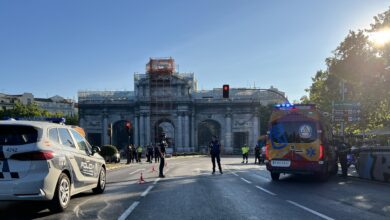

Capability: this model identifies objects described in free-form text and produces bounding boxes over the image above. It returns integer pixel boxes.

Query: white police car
[0,120,106,212]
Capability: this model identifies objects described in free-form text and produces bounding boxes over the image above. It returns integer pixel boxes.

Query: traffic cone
[150,165,157,173]
[138,172,146,184]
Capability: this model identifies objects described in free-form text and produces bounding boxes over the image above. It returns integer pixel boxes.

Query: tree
[305,7,390,134]
[0,102,79,125]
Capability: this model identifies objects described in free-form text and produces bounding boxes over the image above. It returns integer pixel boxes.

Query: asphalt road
[1,156,390,220]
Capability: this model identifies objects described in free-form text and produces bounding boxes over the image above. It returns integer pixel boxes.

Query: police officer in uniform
[136,145,143,163]
[147,144,153,163]
[209,135,223,174]
[154,143,160,163]
[131,145,137,163]
[336,140,349,177]
[241,144,249,164]
[254,144,261,164]
[126,144,132,164]
[159,134,168,178]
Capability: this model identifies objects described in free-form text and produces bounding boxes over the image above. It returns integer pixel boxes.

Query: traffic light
[223,84,229,98]
[125,121,132,135]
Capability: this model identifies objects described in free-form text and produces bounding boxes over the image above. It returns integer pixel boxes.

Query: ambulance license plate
[271,160,291,167]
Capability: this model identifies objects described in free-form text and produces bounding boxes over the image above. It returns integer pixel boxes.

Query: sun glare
[368,28,390,47]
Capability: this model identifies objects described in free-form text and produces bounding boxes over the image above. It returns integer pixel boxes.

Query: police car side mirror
[92,146,101,155]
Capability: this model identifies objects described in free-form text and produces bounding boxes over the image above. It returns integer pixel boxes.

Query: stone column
[134,114,139,146]
[177,113,183,149]
[184,113,190,150]
[102,113,109,145]
[191,113,196,151]
[139,113,145,146]
[253,110,260,148]
[225,112,232,153]
[146,113,151,145]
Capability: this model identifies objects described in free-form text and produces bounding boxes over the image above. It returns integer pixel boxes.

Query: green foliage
[65,114,79,125]
[0,102,79,125]
[99,145,119,158]
[305,7,390,134]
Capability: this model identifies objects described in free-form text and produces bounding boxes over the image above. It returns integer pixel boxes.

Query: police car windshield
[270,121,317,144]
[0,125,38,145]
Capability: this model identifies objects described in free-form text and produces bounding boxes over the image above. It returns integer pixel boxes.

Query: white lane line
[117,201,140,220]
[141,186,154,197]
[232,172,239,177]
[286,200,334,220]
[129,169,145,175]
[255,186,276,196]
[240,177,252,184]
[253,174,270,181]
[153,178,160,185]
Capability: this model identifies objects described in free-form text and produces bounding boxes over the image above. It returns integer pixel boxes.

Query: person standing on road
[241,144,249,164]
[137,145,143,163]
[147,144,153,163]
[126,144,132,164]
[336,140,349,178]
[154,143,160,163]
[159,134,168,178]
[131,145,137,163]
[209,135,223,174]
[254,144,261,164]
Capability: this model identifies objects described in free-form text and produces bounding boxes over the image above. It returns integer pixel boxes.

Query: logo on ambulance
[299,124,312,139]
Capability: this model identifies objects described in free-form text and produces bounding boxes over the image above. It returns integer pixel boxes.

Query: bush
[99,145,119,158]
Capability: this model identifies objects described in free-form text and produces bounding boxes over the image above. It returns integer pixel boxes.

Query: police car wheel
[93,167,106,194]
[49,173,71,213]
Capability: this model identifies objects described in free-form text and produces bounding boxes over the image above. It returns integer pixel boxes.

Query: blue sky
[0,0,389,102]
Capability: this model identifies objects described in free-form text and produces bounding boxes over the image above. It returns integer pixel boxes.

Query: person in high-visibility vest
[241,144,249,164]
[137,146,143,163]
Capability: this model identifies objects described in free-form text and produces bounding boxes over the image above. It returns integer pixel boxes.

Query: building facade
[0,93,77,116]
[78,58,286,153]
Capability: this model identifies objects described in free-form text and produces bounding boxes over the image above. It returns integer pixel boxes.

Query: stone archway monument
[112,120,133,151]
[155,119,175,148]
[197,119,221,153]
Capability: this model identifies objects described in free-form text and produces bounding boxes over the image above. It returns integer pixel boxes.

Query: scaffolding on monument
[147,58,175,145]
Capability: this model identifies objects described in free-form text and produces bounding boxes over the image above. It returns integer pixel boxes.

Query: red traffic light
[223,84,229,98]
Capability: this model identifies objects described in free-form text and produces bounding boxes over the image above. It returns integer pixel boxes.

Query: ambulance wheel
[271,172,280,181]
[49,173,71,213]
[93,167,106,194]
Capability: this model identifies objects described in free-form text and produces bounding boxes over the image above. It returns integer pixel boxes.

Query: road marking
[232,172,239,177]
[286,200,334,220]
[118,201,140,220]
[255,186,276,196]
[240,177,252,184]
[141,186,154,197]
[253,173,270,181]
[129,169,144,175]
[153,178,160,185]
